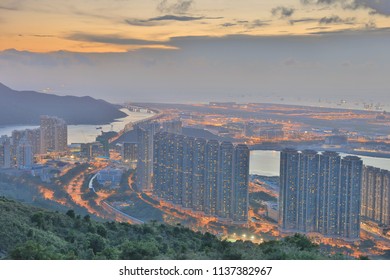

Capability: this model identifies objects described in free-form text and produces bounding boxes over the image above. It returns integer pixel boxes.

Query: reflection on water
[250,150,390,177]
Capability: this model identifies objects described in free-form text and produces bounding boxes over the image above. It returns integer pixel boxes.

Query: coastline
[0,108,154,144]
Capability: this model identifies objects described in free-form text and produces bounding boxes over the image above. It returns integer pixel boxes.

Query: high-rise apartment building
[204,140,219,216]
[318,151,341,236]
[232,144,250,223]
[11,130,24,161]
[339,156,363,240]
[0,136,12,168]
[182,137,194,209]
[279,149,363,241]
[153,132,249,223]
[122,142,137,164]
[217,141,234,220]
[25,129,41,155]
[192,138,206,212]
[40,115,67,153]
[16,136,33,169]
[162,120,182,134]
[136,123,159,192]
[361,166,390,226]
[172,134,184,205]
[298,150,319,232]
[279,148,300,232]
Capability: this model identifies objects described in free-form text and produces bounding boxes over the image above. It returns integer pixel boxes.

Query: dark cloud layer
[2,32,389,105]
[300,0,339,4]
[301,0,390,16]
[66,33,167,46]
[124,19,160,27]
[157,0,194,14]
[319,15,355,24]
[352,0,390,16]
[271,6,295,18]
[150,15,203,21]
[220,19,269,29]
[124,14,221,27]
[289,18,318,25]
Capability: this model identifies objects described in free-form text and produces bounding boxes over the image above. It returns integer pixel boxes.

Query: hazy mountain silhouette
[0,82,126,125]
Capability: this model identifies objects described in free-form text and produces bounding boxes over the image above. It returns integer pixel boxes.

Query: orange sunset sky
[1,0,390,53]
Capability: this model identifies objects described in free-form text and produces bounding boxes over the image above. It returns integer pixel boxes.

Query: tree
[10,241,58,260]
[120,241,159,260]
[66,210,75,219]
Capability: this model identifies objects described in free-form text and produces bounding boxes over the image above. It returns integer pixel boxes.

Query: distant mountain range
[0,82,127,125]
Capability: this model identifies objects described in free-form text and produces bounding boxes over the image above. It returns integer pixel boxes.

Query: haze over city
[1,0,390,264]
[0,0,389,106]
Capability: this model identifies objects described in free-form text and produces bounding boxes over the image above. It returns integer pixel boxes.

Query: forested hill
[0,197,346,260]
[0,82,126,125]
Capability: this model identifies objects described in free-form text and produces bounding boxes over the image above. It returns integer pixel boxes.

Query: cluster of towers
[361,166,390,226]
[0,115,67,170]
[153,132,250,223]
[134,120,250,224]
[279,149,363,241]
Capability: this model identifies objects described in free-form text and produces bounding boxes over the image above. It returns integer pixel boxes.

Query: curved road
[89,171,144,225]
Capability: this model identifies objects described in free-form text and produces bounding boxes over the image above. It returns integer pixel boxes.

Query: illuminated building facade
[136,123,158,192]
[40,115,67,153]
[204,140,219,215]
[122,142,137,164]
[0,136,12,168]
[297,150,319,233]
[339,156,363,240]
[361,166,390,226]
[279,148,300,232]
[217,141,234,220]
[232,144,250,223]
[279,149,363,241]
[16,137,33,169]
[318,151,341,236]
[192,138,206,212]
[153,132,249,223]
[182,136,194,209]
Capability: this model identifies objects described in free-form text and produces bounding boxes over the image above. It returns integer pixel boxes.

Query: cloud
[308,25,390,34]
[124,14,221,27]
[221,22,237,27]
[365,19,377,29]
[0,48,95,67]
[301,0,390,16]
[247,20,269,28]
[351,0,390,16]
[0,0,24,11]
[220,19,269,29]
[289,18,318,25]
[319,15,356,24]
[157,0,194,14]
[32,34,56,38]
[65,33,169,46]
[271,6,295,18]
[124,19,161,27]
[150,15,204,21]
[300,0,339,4]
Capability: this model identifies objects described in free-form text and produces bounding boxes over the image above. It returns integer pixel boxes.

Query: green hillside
[0,197,346,260]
